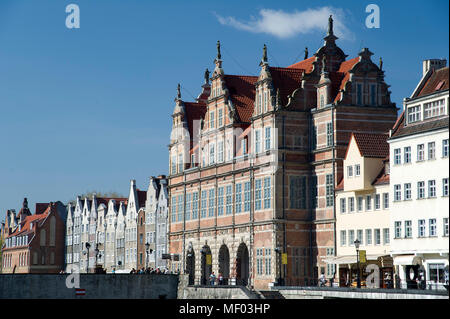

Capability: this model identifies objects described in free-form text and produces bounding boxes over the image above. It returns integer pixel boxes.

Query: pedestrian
[112,267,116,274]
[209,272,216,286]
[218,273,223,285]
[319,273,327,287]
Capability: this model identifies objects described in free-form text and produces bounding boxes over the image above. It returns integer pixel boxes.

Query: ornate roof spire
[216,40,221,60]
[177,83,181,99]
[327,15,334,36]
[323,14,338,46]
[204,68,210,84]
[304,47,308,60]
[262,44,268,63]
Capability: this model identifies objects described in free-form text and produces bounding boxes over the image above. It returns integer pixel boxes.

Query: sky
[0,0,448,221]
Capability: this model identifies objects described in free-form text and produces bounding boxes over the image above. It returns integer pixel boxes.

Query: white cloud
[215,7,353,40]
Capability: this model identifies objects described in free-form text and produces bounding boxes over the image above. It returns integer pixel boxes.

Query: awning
[393,255,422,266]
[323,254,388,265]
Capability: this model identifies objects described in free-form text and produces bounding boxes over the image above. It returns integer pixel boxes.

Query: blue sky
[0,0,448,220]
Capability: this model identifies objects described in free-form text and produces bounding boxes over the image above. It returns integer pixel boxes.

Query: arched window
[50,216,56,246]
[40,229,46,246]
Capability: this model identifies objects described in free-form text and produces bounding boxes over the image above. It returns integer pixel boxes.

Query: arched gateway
[236,243,249,286]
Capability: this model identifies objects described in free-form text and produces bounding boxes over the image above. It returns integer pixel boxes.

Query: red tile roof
[352,132,389,158]
[223,75,258,123]
[7,206,50,237]
[335,178,344,191]
[269,67,304,106]
[415,67,449,98]
[333,57,360,102]
[287,56,316,73]
[372,165,390,186]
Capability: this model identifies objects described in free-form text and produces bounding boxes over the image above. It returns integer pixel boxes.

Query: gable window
[408,105,421,123]
[258,91,262,114]
[355,164,361,176]
[326,122,333,147]
[347,166,353,177]
[424,99,445,119]
[178,153,183,173]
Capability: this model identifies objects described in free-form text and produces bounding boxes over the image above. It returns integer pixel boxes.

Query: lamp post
[274,247,282,286]
[354,239,361,288]
[85,242,91,273]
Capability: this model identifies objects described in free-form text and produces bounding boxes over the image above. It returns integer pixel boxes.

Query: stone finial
[379,57,383,70]
[322,55,327,73]
[276,88,281,108]
[177,83,181,99]
[304,47,308,60]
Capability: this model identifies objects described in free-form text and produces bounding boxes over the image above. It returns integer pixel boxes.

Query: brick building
[167,16,398,289]
[1,199,67,273]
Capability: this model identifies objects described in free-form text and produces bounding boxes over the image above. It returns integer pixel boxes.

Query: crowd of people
[127,267,178,275]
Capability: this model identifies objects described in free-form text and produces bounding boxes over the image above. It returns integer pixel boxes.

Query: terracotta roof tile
[390,116,449,140]
[372,165,390,186]
[416,67,449,98]
[287,56,315,73]
[223,75,258,123]
[352,132,389,158]
[269,67,304,106]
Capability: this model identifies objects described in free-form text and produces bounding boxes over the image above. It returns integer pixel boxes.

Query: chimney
[423,59,447,77]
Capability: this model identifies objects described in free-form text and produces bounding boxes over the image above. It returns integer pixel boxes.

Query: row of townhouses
[1,15,448,291]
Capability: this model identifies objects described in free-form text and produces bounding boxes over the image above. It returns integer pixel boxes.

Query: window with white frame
[185,193,191,221]
[264,91,268,113]
[383,228,390,244]
[340,230,347,246]
[394,148,401,165]
[404,221,412,238]
[404,146,411,163]
[443,178,449,196]
[357,196,363,211]
[217,187,224,216]
[218,141,224,163]
[263,177,271,209]
[225,185,232,215]
[394,184,401,201]
[241,138,247,155]
[375,229,381,245]
[255,130,261,154]
[404,183,411,200]
[192,192,199,219]
[235,183,242,214]
[444,218,449,237]
[355,164,361,176]
[265,248,272,275]
[428,142,436,160]
[265,127,271,150]
[394,221,402,238]
[347,166,353,177]
[424,99,445,119]
[366,195,372,210]
[366,229,372,245]
[428,180,436,197]
[357,229,363,245]
[326,174,334,207]
[256,248,263,275]
[244,181,251,212]
[375,194,381,210]
[443,139,449,158]
[209,143,215,165]
[418,219,426,237]
[255,179,262,210]
[418,181,425,199]
[349,230,355,245]
[429,219,437,236]
[349,197,355,212]
[407,105,421,123]
[201,190,207,218]
[340,198,346,213]
[417,144,425,161]
[208,189,215,217]
[218,109,223,127]
[326,122,333,147]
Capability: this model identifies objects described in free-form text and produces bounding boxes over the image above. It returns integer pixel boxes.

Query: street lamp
[354,239,361,288]
[85,242,91,273]
[274,247,282,286]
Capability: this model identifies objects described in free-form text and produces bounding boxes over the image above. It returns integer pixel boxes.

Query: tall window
[428,180,436,197]
[366,195,372,210]
[178,153,183,173]
[417,144,425,161]
[340,230,347,246]
[366,229,372,245]
[375,229,381,245]
[394,148,401,165]
[225,185,232,215]
[310,175,318,209]
[265,127,271,150]
[404,183,411,200]
[357,229,363,245]
[394,221,402,238]
[326,122,333,147]
[355,164,361,176]
[255,130,261,153]
[347,166,353,177]
[443,178,449,196]
[443,139,449,158]
[348,197,355,212]
[290,176,306,209]
[264,248,271,275]
[244,182,251,212]
[375,194,381,210]
[357,196,363,211]
[407,105,421,123]
[356,83,362,105]
[370,84,377,105]
[404,146,411,164]
[417,181,425,199]
[340,198,346,213]
[209,143,215,165]
[383,228,390,244]
[255,179,262,210]
[217,187,224,216]
[264,177,271,209]
[349,230,355,245]
[192,192,199,219]
[210,111,215,129]
[235,183,242,213]
[326,174,334,207]
[428,142,436,160]
[177,195,184,222]
[218,109,223,127]
[201,190,207,218]
[256,248,263,275]
[208,189,215,217]
[185,193,191,221]
[394,184,401,201]
[264,91,268,113]
[429,219,437,236]
[418,219,426,237]
[218,141,224,163]
[443,218,449,237]
[311,126,317,150]
[404,221,412,238]
[241,138,247,155]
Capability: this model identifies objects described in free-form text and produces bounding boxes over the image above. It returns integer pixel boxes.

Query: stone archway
[200,245,212,285]
[186,248,195,285]
[236,243,249,286]
[218,244,230,285]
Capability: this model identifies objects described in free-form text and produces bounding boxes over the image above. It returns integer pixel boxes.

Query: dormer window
[355,164,361,176]
[347,166,353,177]
[424,99,446,119]
[407,105,421,123]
